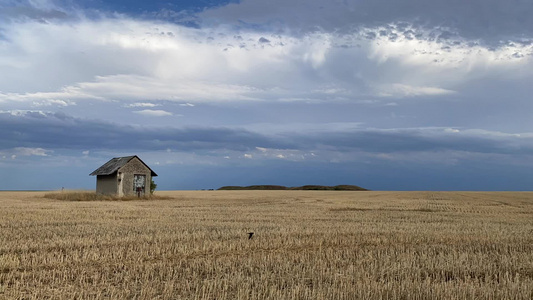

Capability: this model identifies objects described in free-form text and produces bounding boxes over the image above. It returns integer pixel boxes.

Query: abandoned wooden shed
[90,155,157,197]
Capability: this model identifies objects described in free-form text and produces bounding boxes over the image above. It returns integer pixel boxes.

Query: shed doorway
[134,174,146,197]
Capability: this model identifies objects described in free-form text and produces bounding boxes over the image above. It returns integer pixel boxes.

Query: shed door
[133,174,146,196]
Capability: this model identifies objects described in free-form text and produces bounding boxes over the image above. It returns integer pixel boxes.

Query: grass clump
[43,191,172,201]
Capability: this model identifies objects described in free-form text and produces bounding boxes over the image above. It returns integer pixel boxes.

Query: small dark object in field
[248,232,254,239]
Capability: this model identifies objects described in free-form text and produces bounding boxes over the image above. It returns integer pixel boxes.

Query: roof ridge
[89,155,157,176]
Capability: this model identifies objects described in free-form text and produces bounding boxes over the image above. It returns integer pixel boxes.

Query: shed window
[133,174,146,191]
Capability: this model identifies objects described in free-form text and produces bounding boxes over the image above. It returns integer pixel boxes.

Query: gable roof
[89,155,157,176]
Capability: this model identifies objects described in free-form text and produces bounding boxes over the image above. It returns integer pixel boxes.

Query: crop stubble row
[0,190,532,299]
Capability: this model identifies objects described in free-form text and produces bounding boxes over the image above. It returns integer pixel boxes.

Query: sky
[1,0,532,191]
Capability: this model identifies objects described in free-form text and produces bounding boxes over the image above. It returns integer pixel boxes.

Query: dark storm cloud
[0,111,290,152]
[296,129,533,155]
[2,112,532,158]
[199,0,533,45]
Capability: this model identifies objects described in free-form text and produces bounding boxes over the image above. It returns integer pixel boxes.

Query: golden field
[1,190,532,299]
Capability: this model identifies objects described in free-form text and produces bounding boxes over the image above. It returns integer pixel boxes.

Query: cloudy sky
[1,0,532,191]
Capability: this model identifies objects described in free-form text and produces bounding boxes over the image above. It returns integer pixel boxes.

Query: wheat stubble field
[1,191,532,299]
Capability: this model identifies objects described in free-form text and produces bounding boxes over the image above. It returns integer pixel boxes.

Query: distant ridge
[217,185,368,191]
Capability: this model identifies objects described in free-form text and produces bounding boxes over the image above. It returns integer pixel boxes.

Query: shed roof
[89,155,157,176]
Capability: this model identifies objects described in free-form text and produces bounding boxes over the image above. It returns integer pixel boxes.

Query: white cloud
[251,146,308,161]
[0,6,532,142]
[32,99,76,107]
[13,147,53,156]
[1,18,528,107]
[133,109,172,117]
[125,102,160,108]
[0,110,47,117]
[377,84,456,98]
[300,33,332,69]
[444,128,460,133]
[0,16,530,111]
